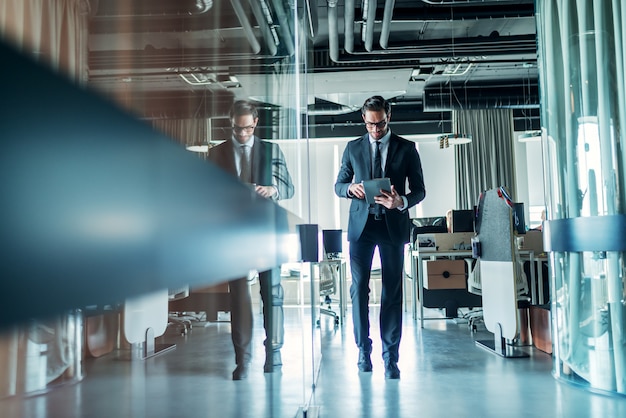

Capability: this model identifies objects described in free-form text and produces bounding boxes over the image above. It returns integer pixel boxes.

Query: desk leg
[411,252,417,320]
[537,261,544,304]
[339,261,347,324]
[529,252,536,304]
[418,258,424,329]
[403,269,407,313]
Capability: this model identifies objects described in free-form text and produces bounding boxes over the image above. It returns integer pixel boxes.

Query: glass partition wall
[536,0,626,396]
[0,0,322,414]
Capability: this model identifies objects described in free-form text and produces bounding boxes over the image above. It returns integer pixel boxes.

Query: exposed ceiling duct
[86,0,541,134]
[379,0,395,50]
[270,0,296,55]
[247,0,279,56]
[326,0,536,63]
[230,0,262,54]
[363,0,376,52]
[89,0,294,74]
[423,81,540,111]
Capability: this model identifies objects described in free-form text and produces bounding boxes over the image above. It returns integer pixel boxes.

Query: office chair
[168,286,193,335]
[466,258,481,296]
[464,258,484,331]
[317,229,343,327]
[318,262,340,326]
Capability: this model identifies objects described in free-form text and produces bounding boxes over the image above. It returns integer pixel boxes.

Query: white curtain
[454,108,516,209]
[0,0,90,84]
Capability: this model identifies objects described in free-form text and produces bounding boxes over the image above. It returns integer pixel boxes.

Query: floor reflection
[1,306,626,417]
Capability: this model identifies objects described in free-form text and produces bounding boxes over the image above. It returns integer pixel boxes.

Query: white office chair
[168,286,193,335]
[466,258,481,296]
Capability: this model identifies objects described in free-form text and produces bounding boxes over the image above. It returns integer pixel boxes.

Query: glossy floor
[2,306,626,418]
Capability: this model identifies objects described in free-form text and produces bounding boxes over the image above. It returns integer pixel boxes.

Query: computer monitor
[322,229,343,259]
[411,216,447,233]
[451,209,475,233]
[411,217,448,245]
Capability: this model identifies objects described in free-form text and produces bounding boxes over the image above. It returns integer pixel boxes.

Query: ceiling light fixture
[438,133,473,148]
[186,103,217,153]
[518,130,542,142]
[435,89,473,149]
[443,62,473,76]
[179,72,217,86]
[186,139,226,153]
[186,143,210,153]
[436,83,472,148]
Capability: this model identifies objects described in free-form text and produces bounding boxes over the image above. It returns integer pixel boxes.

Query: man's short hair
[230,99,259,121]
[361,95,391,116]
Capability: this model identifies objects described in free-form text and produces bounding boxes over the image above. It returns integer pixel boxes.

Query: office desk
[410,248,474,328]
[410,248,546,327]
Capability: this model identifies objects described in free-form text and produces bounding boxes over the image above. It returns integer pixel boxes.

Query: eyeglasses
[232,125,255,133]
[364,119,387,129]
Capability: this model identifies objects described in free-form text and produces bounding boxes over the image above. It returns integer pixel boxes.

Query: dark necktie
[239,145,251,183]
[373,140,382,179]
[372,141,383,219]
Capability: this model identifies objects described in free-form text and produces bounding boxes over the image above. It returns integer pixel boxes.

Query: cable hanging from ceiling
[439,5,471,148]
[518,67,541,142]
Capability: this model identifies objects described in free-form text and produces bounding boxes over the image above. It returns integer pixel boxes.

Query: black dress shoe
[264,350,282,373]
[384,361,400,379]
[232,363,250,380]
[357,350,372,372]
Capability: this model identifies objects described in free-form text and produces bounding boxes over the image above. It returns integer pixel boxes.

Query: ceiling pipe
[363,0,377,52]
[326,2,536,63]
[350,30,536,57]
[344,0,355,53]
[419,0,529,6]
[327,0,340,62]
[229,0,262,54]
[379,0,395,49]
[269,0,295,56]
[327,36,535,64]
[247,0,278,56]
[303,0,319,40]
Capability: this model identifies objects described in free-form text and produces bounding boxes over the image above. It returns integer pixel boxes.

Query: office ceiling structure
[86,0,541,141]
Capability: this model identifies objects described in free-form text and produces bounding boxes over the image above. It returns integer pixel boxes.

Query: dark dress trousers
[208,137,294,366]
[335,132,425,362]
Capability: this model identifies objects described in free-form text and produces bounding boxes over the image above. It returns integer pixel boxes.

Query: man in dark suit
[208,99,294,380]
[334,96,426,379]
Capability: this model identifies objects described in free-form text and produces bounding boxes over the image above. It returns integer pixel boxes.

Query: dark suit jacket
[334,132,426,245]
[208,137,294,201]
